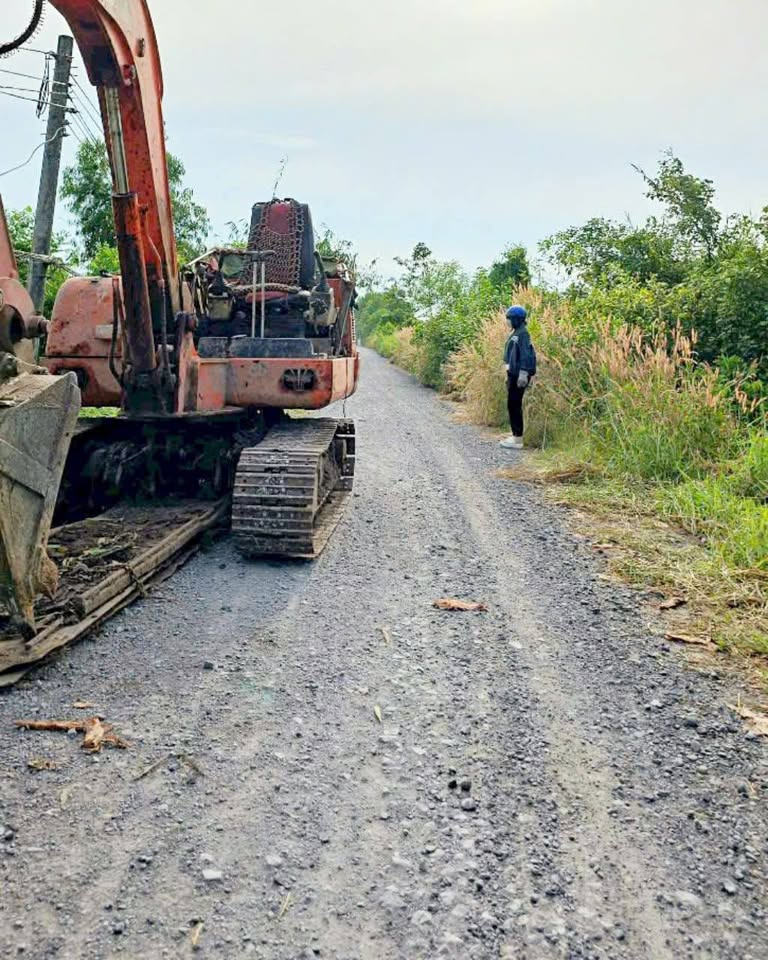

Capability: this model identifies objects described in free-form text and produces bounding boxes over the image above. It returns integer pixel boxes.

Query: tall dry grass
[446,290,739,479]
[444,289,766,573]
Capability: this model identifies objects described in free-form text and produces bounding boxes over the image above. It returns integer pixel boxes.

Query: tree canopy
[60,141,210,267]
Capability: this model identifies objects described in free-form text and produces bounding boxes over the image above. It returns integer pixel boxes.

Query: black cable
[68,108,99,147]
[69,88,102,140]
[0,1,46,59]
[37,50,51,117]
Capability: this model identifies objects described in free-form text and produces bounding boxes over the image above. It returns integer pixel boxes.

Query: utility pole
[28,34,73,313]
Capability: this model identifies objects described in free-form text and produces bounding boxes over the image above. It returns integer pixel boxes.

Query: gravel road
[1,348,766,960]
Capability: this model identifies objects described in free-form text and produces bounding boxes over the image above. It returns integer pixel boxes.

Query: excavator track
[232,418,355,559]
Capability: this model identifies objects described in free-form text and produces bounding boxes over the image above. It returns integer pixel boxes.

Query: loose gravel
[1,348,766,959]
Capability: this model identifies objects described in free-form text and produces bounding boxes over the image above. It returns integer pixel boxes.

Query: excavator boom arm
[49,1,179,390]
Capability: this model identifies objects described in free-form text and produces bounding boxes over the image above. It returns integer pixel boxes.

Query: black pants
[507,381,526,437]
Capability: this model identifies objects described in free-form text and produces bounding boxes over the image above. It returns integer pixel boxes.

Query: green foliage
[412,270,506,387]
[540,217,687,287]
[660,478,768,571]
[357,287,415,342]
[5,205,72,316]
[488,244,531,292]
[541,153,768,377]
[166,154,211,263]
[316,225,378,289]
[88,244,121,275]
[394,244,468,321]
[444,294,766,573]
[635,151,721,258]
[60,141,113,259]
[61,141,210,265]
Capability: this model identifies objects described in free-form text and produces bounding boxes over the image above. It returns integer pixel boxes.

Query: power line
[0,87,74,109]
[70,77,102,130]
[0,65,68,84]
[69,89,102,140]
[0,83,41,94]
[16,46,63,57]
[0,125,68,178]
[69,109,98,146]
[68,123,86,147]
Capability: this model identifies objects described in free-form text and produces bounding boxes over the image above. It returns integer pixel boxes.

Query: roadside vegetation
[6,140,210,321]
[360,154,767,674]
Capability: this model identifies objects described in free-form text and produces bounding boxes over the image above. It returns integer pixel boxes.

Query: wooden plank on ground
[0,499,228,678]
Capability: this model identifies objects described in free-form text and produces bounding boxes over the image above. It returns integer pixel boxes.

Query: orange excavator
[0,1,359,674]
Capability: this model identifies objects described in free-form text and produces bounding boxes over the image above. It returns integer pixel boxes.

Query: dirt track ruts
[1,347,766,959]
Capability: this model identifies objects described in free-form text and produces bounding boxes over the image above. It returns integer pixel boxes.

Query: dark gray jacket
[504,323,537,379]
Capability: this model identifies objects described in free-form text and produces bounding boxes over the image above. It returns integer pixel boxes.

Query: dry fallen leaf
[73,701,96,710]
[433,598,488,613]
[278,893,293,920]
[729,704,768,738]
[16,717,131,752]
[373,704,383,724]
[190,921,204,949]
[27,757,59,772]
[379,626,392,645]
[664,632,712,647]
[659,597,687,611]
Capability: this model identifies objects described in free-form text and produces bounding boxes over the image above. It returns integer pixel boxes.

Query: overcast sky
[2,0,767,279]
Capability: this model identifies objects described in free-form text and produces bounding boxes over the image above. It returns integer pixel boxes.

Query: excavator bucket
[0,364,80,637]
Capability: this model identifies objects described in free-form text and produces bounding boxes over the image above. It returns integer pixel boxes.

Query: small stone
[675,891,702,909]
[203,660,216,671]
[460,798,476,812]
[447,779,458,790]
[722,879,737,896]
[411,910,432,926]
[202,869,223,882]
[460,779,472,793]
[265,854,283,868]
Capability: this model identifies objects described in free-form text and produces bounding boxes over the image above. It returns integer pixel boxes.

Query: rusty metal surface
[49,0,179,317]
[0,368,80,636]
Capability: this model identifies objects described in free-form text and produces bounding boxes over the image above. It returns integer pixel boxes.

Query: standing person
[499,304,536,450]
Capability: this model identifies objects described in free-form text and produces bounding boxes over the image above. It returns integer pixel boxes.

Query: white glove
[517,371,530,388]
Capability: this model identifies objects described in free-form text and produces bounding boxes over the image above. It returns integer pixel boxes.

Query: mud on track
[0,348,766,959]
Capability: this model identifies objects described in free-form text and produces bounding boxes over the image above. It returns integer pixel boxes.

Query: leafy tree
[5,205,72,316]
[488,244,531,291]
[634,151,721,259]
[61,141,210,265]
[540,153,768,376]
[357,286,415,341]
[540,217,687,287]
[88,243,121,275]
[394,243,468,320]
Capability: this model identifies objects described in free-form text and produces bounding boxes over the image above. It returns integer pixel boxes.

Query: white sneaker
[499,436,523,449]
